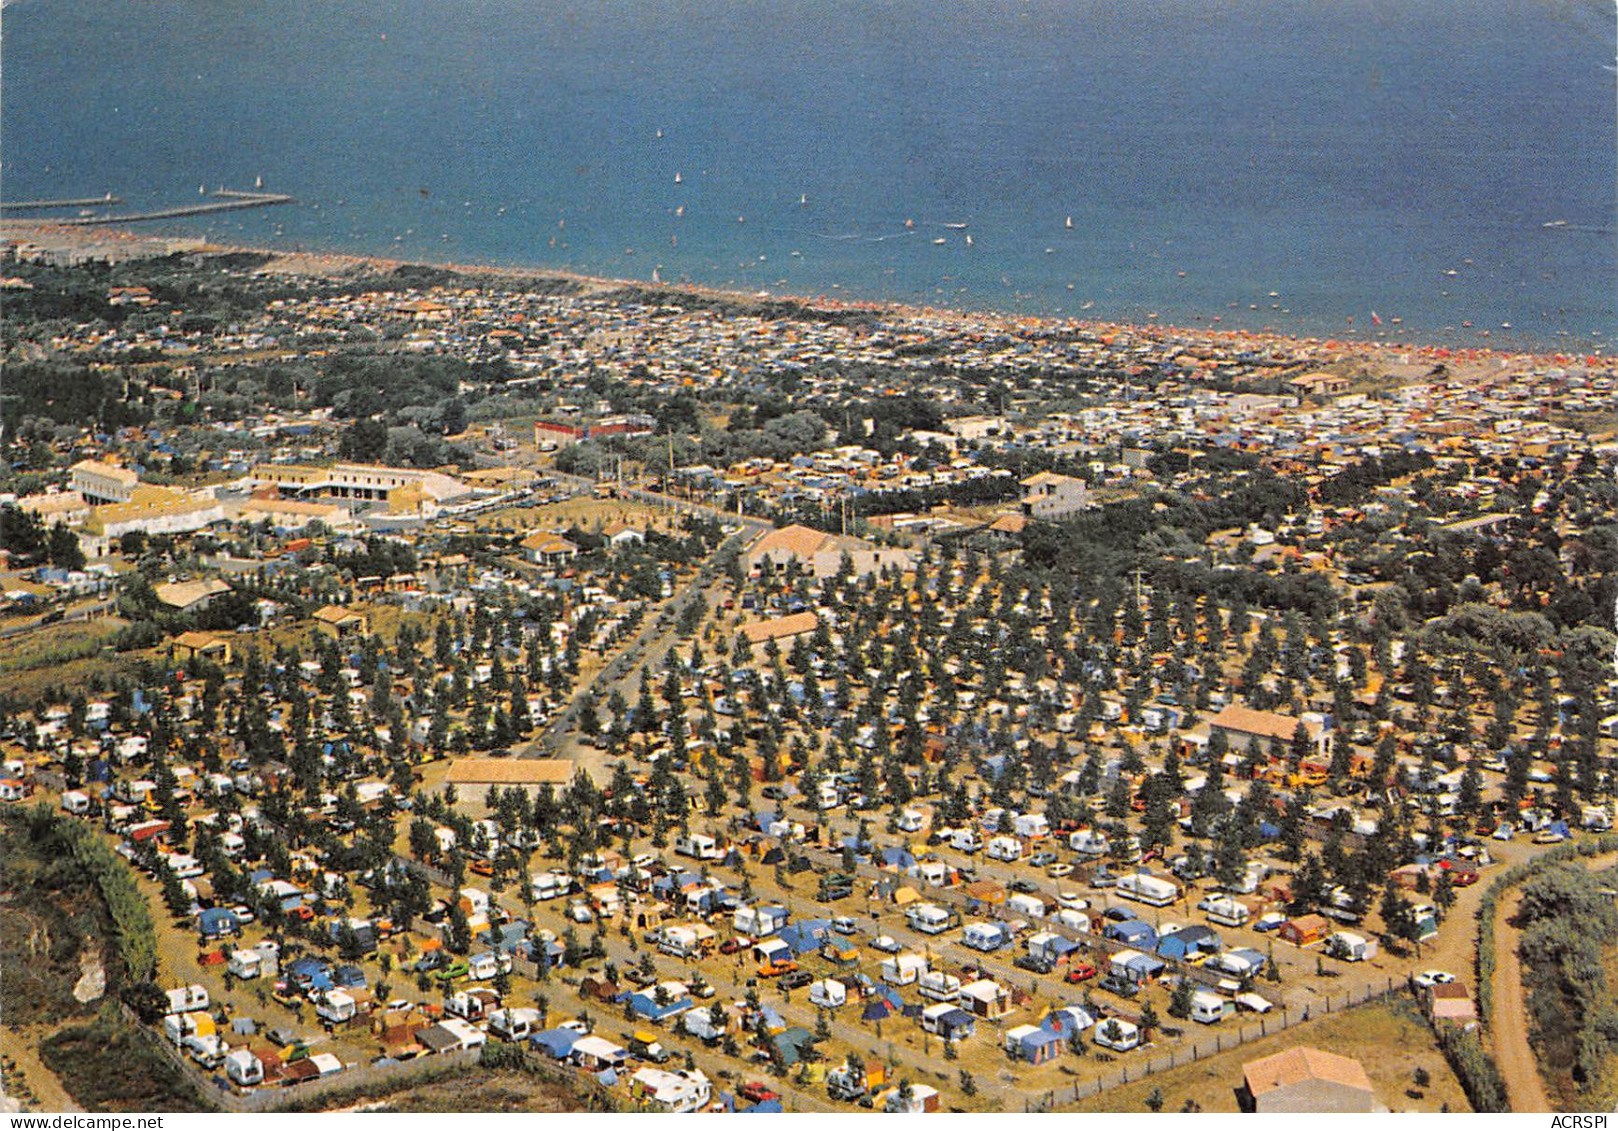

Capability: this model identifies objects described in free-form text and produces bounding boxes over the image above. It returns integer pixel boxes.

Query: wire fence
[122,1002,480,1113]
[1022,976,1401,1110]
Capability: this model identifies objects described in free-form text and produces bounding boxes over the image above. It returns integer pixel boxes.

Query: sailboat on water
[1065,215,1074,229]
[674,171,683,184]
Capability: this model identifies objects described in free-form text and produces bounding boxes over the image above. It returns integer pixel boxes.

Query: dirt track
[1491,885,1553,1112]
[1490,851,1618,1112]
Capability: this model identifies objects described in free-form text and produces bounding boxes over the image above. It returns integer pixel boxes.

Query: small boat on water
[943,222,968,230]
[1542,220,1567,228]
[799,193,807,206]
[1065,215,1074,229]
[932,237,947,245]
[198,183,206,195]
[255,175,264,189]
[904,218,915,229]
[675,205,684,217]
[674,171,683,184]
[965,234,974,246]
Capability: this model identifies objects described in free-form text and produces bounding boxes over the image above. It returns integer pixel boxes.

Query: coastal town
[0,233,1615,1115]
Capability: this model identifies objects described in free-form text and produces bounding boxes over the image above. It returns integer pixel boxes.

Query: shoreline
[3,219,1608,372]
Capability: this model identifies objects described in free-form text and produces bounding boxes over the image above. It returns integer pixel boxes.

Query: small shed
[1003,1024,1064,1064]
[1278,914,1330,947]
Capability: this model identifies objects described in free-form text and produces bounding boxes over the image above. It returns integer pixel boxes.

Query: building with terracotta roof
[154,578,232,614]
[1422,980,1477,1025]
[1019,471,1094,519]
[1208,703,1329,759]
[312,605,369,639]
[519,532,579,567]
[172,630,233,664]
[745,523,913,579]
[1241,1045,1378,1112]
[738,611,819,658]
[445,757,577,807]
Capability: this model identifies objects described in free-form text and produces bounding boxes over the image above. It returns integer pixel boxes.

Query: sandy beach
[4,218,1608,380]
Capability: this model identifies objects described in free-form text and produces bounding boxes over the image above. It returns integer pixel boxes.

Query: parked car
[870,935,901,954]
[1030,851,1058,867]
[832,916,858,935]
[1098,973,1139,998]
[1048,863,1075,878]
[739,1082,780,1104]
[1413,970,1455,988]
[1013,954,1054,975]
[1253,912,1287,932]
[780,970,814,990]
[1064,961,1097,984]
[720,936,752,955]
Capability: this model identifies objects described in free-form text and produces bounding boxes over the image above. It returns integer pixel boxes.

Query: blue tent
[1157,925,1221,961]
[861,1000,891,1022]
[624,988,694,1022]
[198,907,240,939]
[1105,919,1157,948]
[878,846,916,870]
[529,1028,582,1060]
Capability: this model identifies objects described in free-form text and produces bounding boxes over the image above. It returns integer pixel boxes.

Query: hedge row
[1474,834,1618,1023]
[19,804,158,983]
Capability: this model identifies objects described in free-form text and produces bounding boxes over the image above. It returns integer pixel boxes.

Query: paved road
[0,599,115,640]
[520,475,768,780]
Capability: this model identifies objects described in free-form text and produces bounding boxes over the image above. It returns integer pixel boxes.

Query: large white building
[250,463,470,515]
[70,460,139,505]
[1019,471,1094,520]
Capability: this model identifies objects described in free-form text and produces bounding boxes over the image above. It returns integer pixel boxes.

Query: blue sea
[4,0,1614,350]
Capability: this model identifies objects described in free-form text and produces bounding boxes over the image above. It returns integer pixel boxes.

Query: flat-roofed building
[70,460,139,505]
[250,463,469,515]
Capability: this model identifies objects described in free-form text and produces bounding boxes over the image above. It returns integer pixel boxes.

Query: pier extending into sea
[0,188,292,226]
[0,195,124,211]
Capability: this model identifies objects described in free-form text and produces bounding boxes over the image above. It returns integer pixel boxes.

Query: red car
[1064,961,1097,984]
[738,1082,780,1104]
[719,936,751,955]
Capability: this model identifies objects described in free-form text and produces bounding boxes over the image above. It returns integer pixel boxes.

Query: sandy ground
[0,1024,84,1113]
[1489,851,1618,1113]
[2,220,1597,381]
